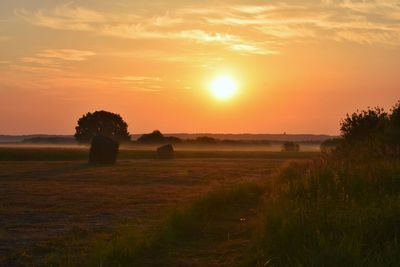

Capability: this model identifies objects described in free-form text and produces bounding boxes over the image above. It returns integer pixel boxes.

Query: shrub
[340,107,388,143]
[281,141,300,152]
[320,138,342,154]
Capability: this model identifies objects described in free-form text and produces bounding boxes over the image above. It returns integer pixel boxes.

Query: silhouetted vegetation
[337,101,400,157]
[281,141,300,152]
[243,158,400,267]
[22,136,76,144]
[137,130,182,144]
[137,130,165,143]
[195,136,217,144]
[74,111,130,144]
[88,135,119,165]
[320,137,342,154]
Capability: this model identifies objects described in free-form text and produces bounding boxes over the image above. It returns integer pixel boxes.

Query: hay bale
[156,144,174,159]
[89,135,119,165]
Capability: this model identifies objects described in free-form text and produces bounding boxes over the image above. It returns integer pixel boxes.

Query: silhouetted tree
[164,136,183,144]
[320,138,342,154]
[282,141,300,152]
[75,111,130,143]
[340,107,388,143]
[386,101,400,154]
[195,136,217,144]
[137,130,165,143]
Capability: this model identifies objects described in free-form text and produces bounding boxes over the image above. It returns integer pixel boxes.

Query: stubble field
[0,147,317,266]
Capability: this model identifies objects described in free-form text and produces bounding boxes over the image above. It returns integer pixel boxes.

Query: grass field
[0,146,319,161]
[0,147,315,266]
[2,146,398,266]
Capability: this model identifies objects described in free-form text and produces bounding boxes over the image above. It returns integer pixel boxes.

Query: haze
[1,0,399,135]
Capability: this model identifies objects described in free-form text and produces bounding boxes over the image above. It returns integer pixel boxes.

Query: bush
[320,138,342,154]
[137,130,165,143]
[137,130,182,144]
[337,101,400,158]
[340,107,387,143]
[281,141,300,152]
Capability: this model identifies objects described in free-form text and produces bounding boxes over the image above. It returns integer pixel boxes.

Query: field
[0,147,317,266]
[2,145,399,267]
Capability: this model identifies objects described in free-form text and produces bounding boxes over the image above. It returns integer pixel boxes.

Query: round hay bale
[89,135,119,165]
[156,144,174,159]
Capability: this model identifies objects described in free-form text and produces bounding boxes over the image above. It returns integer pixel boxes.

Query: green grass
[3,146,398,266]
[0,158,286,266]
[242,159,400,267]
[76,158,400,267]
[55,183,265,267]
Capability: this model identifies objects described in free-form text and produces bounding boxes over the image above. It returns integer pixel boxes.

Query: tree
[320,138,342,154]
[386,101,400,153]
[195,136,217,144]
[340,107,388,143]
[282,141,300,152]
[74,111,130,143]
[137,130,165,143]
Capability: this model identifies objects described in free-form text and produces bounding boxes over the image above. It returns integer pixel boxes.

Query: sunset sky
[1,0,399,135]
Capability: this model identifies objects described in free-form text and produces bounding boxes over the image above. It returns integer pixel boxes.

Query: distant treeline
[17,131,321,146]
[133,130,321,146]
[22,137,76,144]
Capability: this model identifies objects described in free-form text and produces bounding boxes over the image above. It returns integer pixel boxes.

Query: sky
[0,0,399,135]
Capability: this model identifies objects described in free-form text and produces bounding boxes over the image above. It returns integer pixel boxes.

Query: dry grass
[0,154,304,266]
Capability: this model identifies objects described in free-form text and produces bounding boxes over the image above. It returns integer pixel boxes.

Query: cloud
[118,76,162,83]
[37,49,96,61]
[116,76,164,92]
[15,3,105,31]
[18,49,96,72]
[14,3,276,55]
[0,36,11,41]
[14,1,400,57]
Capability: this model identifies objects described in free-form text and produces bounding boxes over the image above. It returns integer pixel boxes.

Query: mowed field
[0,147,318,266]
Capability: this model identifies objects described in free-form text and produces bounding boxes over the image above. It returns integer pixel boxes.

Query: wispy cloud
[37,49,96,61]
[16,48,96,76]
[116,76,164,92]
[14,1,400,57]
[14,3,276,55]
[0,35,11,41]
[15,3,105,31]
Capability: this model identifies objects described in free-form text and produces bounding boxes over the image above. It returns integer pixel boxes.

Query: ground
[0,149,316,266]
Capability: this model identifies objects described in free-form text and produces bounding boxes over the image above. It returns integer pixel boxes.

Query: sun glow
[210,76,238,100]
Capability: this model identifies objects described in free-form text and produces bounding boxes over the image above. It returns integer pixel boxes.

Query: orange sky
[1,0,399,135]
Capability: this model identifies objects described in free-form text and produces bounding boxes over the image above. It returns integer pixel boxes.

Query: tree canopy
[74,111,130,143]
[340,107,387,143]
[337,101,400,157]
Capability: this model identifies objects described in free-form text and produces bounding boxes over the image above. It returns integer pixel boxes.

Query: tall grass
[78,183,265,267]
[243,159,400,266]
[53,155,400,266]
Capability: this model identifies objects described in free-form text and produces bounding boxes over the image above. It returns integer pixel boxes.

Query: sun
[210,76,238,100]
